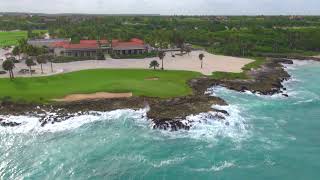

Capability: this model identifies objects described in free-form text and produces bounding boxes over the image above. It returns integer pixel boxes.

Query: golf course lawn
[0,30,47,47]
[0,69,201,102]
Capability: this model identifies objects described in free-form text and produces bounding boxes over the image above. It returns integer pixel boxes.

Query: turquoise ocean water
[0,60,320,179]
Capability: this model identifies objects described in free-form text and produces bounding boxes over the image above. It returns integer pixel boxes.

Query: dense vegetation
[111,51,157,59]
[0,69,201,102]
[1,15,319,57]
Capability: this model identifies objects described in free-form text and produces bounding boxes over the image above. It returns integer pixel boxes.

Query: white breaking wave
[158,103,251,143]
[282,59,315,70]
[0,108,148,134]
[151,157,186,168]
[0,102,250,144]
[191,161,235,172]
[294,98,319,105]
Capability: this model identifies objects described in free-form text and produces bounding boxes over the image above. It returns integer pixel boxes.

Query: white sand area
[0,50,254,78]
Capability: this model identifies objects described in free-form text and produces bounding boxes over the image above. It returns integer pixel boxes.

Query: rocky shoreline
[0,57,306,131]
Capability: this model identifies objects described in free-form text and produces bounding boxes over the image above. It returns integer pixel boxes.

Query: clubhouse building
[28,38,150,57]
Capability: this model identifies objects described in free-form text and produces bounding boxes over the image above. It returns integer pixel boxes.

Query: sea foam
[0,108,148,134]
[157,103,250,143]
[191,161,235,172]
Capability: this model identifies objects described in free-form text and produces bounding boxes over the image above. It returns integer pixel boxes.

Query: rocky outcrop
[0,94,227,130]
[0,118,21,127]
[147,96,227,122]
[192,58,292,96]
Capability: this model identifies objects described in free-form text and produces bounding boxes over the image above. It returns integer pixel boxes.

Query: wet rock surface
[0,118,21,127]
[194,58,293,96]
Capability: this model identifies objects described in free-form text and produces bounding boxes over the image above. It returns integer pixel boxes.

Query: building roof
[28,38,70,43]
[112,43,145,50]
[51,41,100,50]
[62,43,98,50]
[112,38,145,50]
[51,38,145,50]
[28,38,70,47]
[80,40,109,44]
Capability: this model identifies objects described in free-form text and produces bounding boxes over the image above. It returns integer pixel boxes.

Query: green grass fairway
[0,30,48,47]
[0,69,201,102]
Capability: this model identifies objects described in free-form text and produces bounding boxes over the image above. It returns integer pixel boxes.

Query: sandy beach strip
[0,51,254,78]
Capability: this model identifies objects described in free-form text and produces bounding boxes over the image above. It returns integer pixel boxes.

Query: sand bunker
[145,77,159,81]
[54,92,133,102]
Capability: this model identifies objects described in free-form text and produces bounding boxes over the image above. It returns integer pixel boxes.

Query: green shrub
[53,56,96,63]
[212,72,248,80]
[111,51,157,59]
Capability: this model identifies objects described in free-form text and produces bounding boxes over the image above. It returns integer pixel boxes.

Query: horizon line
[1,12,320,16]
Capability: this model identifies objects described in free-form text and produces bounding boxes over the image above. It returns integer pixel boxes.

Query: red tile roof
[51,38,145,50]
[80,40,109,44]
[51,41,98,49]
[112,38,145,50]
[130,38,144,44]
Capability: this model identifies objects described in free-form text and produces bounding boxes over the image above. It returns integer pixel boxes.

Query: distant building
[112,38,147,55]
[27,38,70,48]
[49,38,149,57]
[289,16,304,21]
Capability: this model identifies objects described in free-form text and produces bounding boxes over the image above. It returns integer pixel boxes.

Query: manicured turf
[211,71,248,80]
[0,30,47,47]
[0,69,201,102]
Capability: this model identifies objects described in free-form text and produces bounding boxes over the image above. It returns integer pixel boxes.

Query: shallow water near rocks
[1,60,320,179]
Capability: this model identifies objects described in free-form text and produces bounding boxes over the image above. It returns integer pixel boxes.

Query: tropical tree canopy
[2,59,15,71]
[149,60,160,70]
[158,51,166,60]
[36,55,48,64]
[47,55,54,62]
[12,46,21,57]
[199,53,205,60]
[26,58,36,67]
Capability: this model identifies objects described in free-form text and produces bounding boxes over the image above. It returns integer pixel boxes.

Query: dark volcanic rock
[0,118,21,127]
[273,58,294,64]
[147,96,227,124]
[203,58,292,95]
[282,94,289,97]
[152,119,191,131]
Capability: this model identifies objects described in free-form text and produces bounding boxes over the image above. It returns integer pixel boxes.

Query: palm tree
[158,51,166,70]
[12,46,21,60]
[199,53,205,69]
[17,38,28,54]
[149,60,160,70]
[25,58,36,76]
[180,46,185,54]
[42,46,49,54]
[108,37,113,48]
[2,59,15,80]
[186,47,191,55]
[47,55,55,73]
[36,55,47,74]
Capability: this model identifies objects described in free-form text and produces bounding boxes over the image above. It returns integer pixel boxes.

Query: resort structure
[27,38,70,48]
[27,38,151,57]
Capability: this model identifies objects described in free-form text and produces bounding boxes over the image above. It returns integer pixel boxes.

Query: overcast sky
[0,0,319,15]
